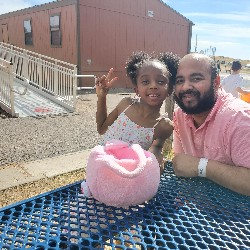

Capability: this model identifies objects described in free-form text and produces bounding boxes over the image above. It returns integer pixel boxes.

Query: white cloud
[193,23,250,40]
[162,0,250,59]
[185,12,250,22]
[192,25,250,60]
[211,42,250,60]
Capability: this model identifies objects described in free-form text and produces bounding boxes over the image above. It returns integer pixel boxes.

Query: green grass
[163,149,174,161]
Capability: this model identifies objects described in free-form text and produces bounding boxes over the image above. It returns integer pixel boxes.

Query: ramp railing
[0,42,96,112]
[0,58,16,116]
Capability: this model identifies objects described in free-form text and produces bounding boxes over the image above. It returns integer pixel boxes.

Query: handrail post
[23,51,29,80]
[8,63,15,117]
[37,56,42,90]
[54,62,59,96]
[73,66,77,109]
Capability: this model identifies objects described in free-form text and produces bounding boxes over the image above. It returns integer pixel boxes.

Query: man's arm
[172,154,250,196]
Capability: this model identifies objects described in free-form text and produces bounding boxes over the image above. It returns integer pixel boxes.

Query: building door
[2,24,9,43]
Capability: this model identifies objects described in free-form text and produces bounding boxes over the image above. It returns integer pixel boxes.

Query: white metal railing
[0,58,16,116]
[0,42,96,112]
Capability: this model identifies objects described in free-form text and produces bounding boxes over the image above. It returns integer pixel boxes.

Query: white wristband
[198,158,208,177]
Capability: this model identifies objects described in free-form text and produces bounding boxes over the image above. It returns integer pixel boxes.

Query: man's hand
[172,153,200,177]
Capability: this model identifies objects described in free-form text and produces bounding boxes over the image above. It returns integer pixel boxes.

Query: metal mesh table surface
[0,161,249,250]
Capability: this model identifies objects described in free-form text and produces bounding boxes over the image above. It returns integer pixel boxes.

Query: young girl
[96,51,179,173]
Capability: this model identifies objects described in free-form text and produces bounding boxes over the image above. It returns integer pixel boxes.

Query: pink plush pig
[81,140,160,208]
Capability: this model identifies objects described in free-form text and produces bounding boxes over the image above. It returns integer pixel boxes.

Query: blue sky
[1,0,250,60]
[164,0,250,60]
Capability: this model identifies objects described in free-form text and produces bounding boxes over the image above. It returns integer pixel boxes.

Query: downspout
[76,0,81,81]
[187,22,194,53]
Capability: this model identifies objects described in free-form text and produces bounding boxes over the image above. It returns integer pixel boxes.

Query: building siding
[0,0,193,88]
[78,0,192,87]
[0,2,78,64]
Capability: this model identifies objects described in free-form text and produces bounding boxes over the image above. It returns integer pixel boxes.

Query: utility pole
[194,34,197,52]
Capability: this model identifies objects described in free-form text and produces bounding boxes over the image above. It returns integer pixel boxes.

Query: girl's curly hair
[125,51,156,85]
[158,52,181,94]
[158,52,181,85]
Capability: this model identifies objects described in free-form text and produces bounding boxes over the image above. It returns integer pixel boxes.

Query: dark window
[24,19,33,45]
[50,15,61,46]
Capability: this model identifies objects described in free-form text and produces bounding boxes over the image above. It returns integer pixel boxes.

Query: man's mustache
[179,90,200,99]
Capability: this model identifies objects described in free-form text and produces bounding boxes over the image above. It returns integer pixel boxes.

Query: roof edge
[158,0,194,25]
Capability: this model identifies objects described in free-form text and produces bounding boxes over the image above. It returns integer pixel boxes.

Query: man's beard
[174,83,217,115]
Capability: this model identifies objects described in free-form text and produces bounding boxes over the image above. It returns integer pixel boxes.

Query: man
[172,53,250,196]
[221,60,250,98]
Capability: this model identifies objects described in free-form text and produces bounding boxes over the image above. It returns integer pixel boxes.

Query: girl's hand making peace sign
[96,68,118,96]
